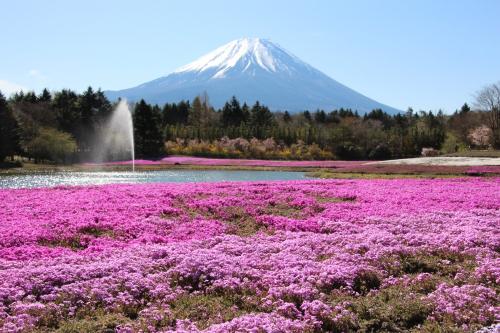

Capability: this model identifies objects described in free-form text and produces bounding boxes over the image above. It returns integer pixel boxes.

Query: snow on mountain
[174,38,278,76]
[105,38,401,114]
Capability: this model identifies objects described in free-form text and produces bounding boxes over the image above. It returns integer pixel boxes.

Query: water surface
[0,170,307,189]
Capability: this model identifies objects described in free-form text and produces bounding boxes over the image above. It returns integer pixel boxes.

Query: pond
[0,170,307,189]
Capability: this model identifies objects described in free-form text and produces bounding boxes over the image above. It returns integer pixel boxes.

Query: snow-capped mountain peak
[174,38,301,78]
[105,38,401,113]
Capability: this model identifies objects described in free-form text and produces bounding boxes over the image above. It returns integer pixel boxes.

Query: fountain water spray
[95,100,135,171]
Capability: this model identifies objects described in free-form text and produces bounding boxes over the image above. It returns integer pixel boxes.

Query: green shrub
[25,127,76,163]
[379,251,476,278]
[52,311,131,333]
[368,144,392,160]
[335,144,363,160]
[169,292,258,329]
[352,270,381,295]
[330,284,433,332]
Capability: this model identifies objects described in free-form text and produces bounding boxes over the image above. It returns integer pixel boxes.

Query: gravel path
[372,156,500,166]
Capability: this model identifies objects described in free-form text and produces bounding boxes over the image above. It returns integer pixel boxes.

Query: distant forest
[0,84,499,164]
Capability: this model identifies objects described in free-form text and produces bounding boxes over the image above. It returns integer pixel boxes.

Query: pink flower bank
[102,156,363,168]
[0,178,498,332]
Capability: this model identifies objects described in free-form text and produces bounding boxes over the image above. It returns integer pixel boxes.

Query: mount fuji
[105,38,401,114]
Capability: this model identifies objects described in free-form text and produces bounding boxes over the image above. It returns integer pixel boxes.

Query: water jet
[95,100,135,171]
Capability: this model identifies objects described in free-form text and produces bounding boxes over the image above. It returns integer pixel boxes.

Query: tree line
[0,82,499,164]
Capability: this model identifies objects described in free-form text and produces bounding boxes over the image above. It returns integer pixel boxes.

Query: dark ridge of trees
[0,86,497,165]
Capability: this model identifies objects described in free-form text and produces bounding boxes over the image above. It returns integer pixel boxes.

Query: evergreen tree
[53,89,80,136]
[23,91,38,103]
[250,101,274,127]
[221,96,245,127]
[74,87,111,152]
[314,110,326,123]
[459,103,471,114]
[162,103,174,126]
[303,111,312,122]
[0,92,21,161]
[76,87,97,151]
[364,109,393,129]
[39,89,52,103]
[133,100,163,158]
[241,102,250,123]
[221,101,232,127]
[177,100,190,124]
[163,101,190,125]
[283,111,292,123]
[10,91,25,103]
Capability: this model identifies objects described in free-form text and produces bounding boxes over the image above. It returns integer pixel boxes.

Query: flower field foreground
[0,178,499,332]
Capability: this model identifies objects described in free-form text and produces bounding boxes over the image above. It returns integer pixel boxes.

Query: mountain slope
[105,38,401,114]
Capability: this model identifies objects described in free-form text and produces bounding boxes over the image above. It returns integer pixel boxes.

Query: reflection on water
[0,170,307,189]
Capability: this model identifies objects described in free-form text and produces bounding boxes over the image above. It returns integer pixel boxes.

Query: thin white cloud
[28,69,47,81]
[0,79,27,96]
[28,69,41,77]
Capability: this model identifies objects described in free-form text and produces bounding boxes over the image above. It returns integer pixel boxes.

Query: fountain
[95,100,135,171]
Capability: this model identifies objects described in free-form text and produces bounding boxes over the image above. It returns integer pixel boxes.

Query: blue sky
[1,0,499,112]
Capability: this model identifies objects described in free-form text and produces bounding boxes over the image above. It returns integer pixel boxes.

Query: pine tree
[149,105,164,156]
[303,111,312,122]
[134,100,163,158]
[460,103,471,114]
[314,110,326,123]
[177,100,190,124]
[39,88,52,102]
[11,91,25,103]
[24,91,38,103]
[134,100,150,157]
[0,92,21,161]
[221,96,244,127]
[162,103,173,126]
[283,111,292,123]
[241,102,250,123]
[250,101,274,127]
[221,101,232,127]
[53,89,80,136]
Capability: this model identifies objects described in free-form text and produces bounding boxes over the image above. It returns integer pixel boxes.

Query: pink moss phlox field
[159,156,363,168]
[466,166,500,175]
[101,156,363,168]
[0,178,499,331]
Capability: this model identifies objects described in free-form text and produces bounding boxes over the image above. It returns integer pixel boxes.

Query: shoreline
[1,164,498,181]
[1,156,499,179]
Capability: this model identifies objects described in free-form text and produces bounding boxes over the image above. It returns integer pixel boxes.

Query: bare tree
[475,82,500,148]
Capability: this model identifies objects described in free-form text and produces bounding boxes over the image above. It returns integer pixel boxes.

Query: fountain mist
[95,100,135,171]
